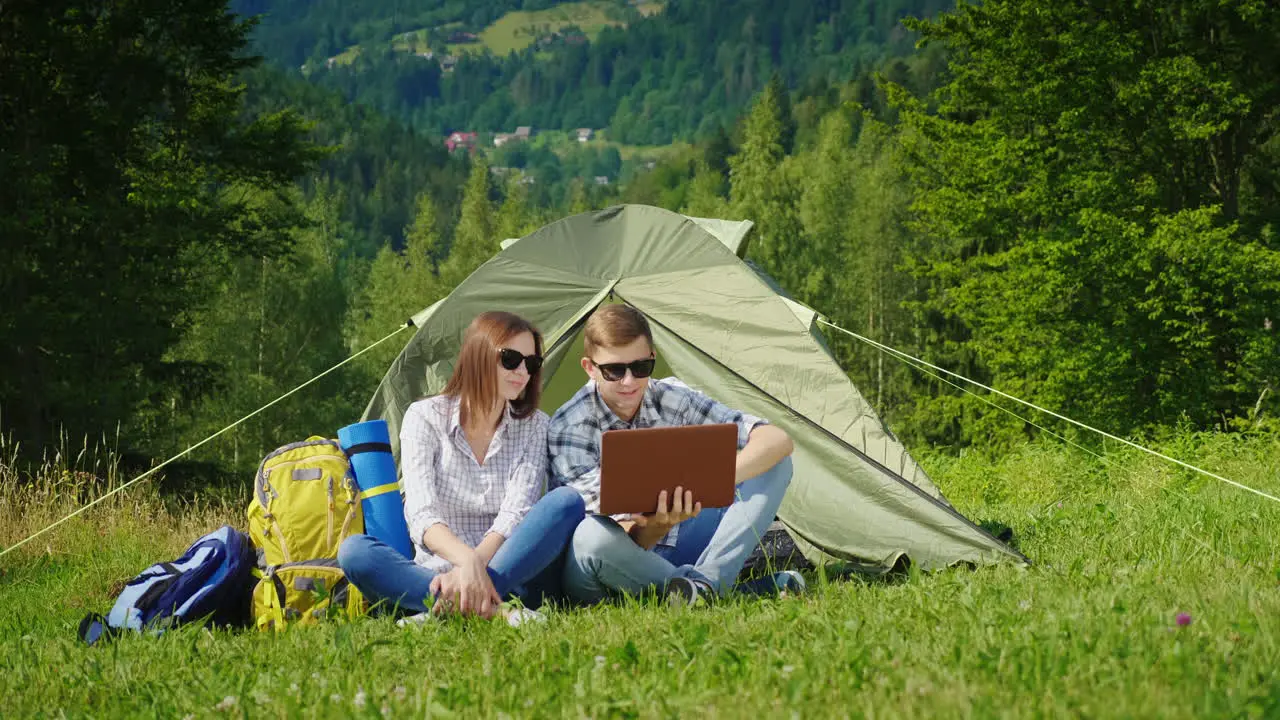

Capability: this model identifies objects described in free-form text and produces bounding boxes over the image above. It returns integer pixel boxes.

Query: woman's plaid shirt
[400,394,549,571]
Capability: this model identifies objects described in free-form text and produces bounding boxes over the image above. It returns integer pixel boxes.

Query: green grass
[325,45,362,67]
[513,128,690,162]
[634,1,665,17]
[3,432,1280,717]
[330,1,644,66]
[471,1,633,56]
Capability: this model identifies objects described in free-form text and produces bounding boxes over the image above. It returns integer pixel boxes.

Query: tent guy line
[816,318,1280,506]
[883,336,1117,467]
[0,324,413,561]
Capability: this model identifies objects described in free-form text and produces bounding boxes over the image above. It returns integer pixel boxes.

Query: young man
[548,304,801,606]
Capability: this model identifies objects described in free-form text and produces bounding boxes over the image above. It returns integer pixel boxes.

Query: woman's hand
[430,558,501,619]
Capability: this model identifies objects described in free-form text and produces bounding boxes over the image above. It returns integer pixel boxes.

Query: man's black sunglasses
[589,357,656,382]
[498,348,544,374]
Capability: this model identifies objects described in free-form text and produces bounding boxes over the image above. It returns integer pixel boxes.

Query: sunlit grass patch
[2,431,1278,717]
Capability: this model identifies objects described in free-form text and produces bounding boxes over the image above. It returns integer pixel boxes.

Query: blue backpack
[79,526,256,645]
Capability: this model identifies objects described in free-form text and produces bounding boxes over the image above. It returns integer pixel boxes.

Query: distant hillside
[322,1,650,68]
[449,1,642,56]
[234,0,952,145]
[230,0,608,68]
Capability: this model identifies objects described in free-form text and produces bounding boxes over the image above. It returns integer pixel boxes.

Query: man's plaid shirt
[547,377,766,546]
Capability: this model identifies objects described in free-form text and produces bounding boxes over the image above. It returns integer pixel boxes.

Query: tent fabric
[363,204,1026,571]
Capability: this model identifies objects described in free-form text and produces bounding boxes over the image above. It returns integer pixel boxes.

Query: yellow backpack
[246,437,366,630]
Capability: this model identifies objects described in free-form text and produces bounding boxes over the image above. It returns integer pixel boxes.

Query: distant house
[594,176,611,186]
[576,128,594,143]
[440,55,459,73]
[445,132,477,153]
[447,31,479,44]
[495,126,534,147]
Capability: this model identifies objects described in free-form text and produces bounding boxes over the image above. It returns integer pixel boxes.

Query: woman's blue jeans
[338,486,585,613]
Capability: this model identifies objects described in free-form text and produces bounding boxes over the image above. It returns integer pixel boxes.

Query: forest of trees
[232,0,952,144]
[4,0,1278,487]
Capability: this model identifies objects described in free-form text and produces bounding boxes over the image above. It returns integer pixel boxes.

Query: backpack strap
[78,613,115,646]
[344,442,392,456]
[130,563,182,619]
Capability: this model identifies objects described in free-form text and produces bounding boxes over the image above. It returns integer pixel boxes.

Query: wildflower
[781,665,795,676]
[1176,613,1192,627]
[214,696,237,712]
[330,693,342,703]
[594,655,606,666]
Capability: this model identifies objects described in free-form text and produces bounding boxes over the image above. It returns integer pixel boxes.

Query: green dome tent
[362,204,1025,571]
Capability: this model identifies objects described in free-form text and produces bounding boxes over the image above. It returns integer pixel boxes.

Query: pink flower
[1176,613,1192,627]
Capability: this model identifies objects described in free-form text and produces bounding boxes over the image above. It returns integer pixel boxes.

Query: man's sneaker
[738,570,808,598]
[772,570,807,596]
[395,612,436,628]
[664,576,717,608]
[502,605,547,628]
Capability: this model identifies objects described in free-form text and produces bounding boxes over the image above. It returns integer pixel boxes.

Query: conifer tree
[440,159,497,289]
[496,176,536,242]
[730,86,802,286]
[682,161,730,218]
[764,73,798,155]
[346,192,445,379]
[567,178,592,215]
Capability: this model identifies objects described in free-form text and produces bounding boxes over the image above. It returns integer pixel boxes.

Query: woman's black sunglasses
[498,348,543,374]
[590,357,656,382]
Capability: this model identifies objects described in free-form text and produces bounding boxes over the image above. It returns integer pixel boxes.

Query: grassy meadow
[327,1,655,67]
[1,431,1279,718]
[471,1,633,56]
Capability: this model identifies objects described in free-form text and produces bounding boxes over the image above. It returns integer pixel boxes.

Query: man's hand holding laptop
[623,486,703,550]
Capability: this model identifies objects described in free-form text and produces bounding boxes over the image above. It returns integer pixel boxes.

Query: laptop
[598,423,738,516]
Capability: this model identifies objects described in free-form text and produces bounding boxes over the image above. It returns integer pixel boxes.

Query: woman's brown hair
[442,311,544,427]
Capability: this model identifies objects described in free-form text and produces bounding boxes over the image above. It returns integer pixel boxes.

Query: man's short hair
[584,304,653,356]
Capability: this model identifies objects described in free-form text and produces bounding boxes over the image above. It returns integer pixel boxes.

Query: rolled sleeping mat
[338,420,414,559]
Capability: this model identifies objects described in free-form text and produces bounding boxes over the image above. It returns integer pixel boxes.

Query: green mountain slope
[232,0,952,144]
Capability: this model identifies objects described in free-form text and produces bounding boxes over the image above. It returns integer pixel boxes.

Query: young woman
[339,311,585,625]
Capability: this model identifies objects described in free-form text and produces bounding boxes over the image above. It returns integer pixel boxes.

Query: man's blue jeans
[562,456,793,603]
[338,486,585,613]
